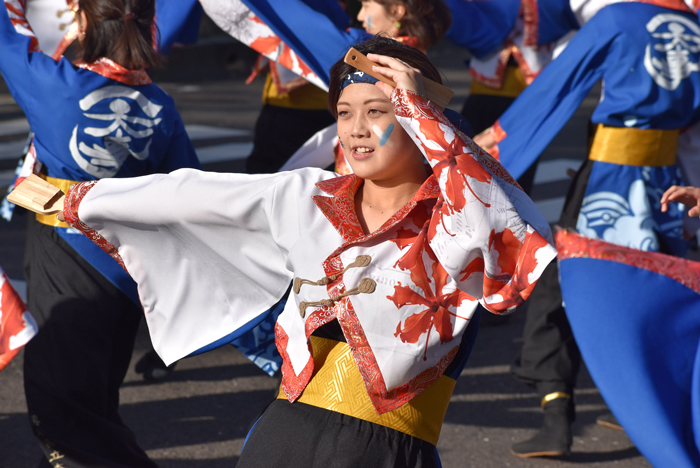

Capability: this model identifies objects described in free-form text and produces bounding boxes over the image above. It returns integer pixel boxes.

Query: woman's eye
[337,111,349,117]
[368,109,383,115]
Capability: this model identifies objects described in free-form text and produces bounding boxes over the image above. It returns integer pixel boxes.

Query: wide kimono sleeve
[62,168,328,365]
[200,0,367,88]
[491,17,613,180]
[392,89,557,314]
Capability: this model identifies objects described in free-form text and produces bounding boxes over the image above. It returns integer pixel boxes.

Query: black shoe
[596,412,623,430]
[135,350,176,381]
[511,397,573,458]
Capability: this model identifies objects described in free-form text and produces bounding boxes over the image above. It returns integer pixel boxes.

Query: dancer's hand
[661,185,700,217]
[367,53,425,98]
[474,127,496,151]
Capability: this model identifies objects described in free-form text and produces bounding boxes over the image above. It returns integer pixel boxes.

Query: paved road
[0,38,651,467]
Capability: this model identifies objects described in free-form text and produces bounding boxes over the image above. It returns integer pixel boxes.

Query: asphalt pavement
[0,37,651,468]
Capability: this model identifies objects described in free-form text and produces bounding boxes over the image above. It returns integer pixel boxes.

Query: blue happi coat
[0,6,201,304]
[495,2,700,255]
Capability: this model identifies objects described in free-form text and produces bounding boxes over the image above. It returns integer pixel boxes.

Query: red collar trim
[75,58,152,85]
[313,174,440,243]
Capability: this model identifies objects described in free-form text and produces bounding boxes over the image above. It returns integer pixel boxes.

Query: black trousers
[23,218,155,468]
[238,400,438,468]
[510,161,595,398]
[245,105,336,174]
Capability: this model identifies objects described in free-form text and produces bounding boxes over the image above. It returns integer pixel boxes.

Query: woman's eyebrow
[337,98,391,107]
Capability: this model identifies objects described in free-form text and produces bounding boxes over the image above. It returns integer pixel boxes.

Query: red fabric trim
[556,230,700,295]
[508,42,540,85]
[314,174,440,244]
[63,182,128,273]
[468,48,511,88]
[522,0,539,47]
[492,120,507,143]
[636,0,694,13]
[276,323,315,402]
[76,58,152,85]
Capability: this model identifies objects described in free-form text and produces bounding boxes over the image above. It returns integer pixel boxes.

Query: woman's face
[336,82,424,182]
[357,1,402,37]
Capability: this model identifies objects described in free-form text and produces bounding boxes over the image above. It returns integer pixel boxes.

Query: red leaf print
[389,233,472,359]
[427,120,493,212]
[482,231,551,313]
[489,228,523,276]
[250,35,282,57]
[459,257,485,282]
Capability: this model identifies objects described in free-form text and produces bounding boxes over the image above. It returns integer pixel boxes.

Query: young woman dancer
[56,37,555,467]
[237,0,452,174]
[0,0,200,465]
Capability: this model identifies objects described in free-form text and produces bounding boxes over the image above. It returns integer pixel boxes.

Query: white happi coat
[64,89,556,414]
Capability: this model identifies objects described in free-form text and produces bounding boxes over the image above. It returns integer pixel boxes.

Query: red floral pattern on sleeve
[64,181,128,273]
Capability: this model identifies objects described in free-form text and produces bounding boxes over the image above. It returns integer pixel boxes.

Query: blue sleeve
[156,0,203,55]
[496,19,614,180]
[242,0,369,85]
[156,115,201,172]
[445,0,520,58]
[0,6,79,127]
[537,0,580,45]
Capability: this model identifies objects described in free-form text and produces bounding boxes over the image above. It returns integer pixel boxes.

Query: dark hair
[328,36,442,118]
[375,0,451,50]
[78,0,161,70]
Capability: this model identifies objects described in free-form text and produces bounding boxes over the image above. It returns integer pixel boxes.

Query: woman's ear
[390,4,406,21]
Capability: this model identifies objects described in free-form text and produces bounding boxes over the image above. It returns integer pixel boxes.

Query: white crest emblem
[69,85,163,178]
[644,14,700,91]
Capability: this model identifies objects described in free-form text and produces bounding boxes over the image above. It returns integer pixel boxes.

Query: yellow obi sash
[470,65,527,99]
[278,336,456,446]
[589,124,679,167]
[34,174,79,228]
[262,73,329,110]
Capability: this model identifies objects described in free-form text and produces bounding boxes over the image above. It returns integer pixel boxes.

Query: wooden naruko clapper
[7,174,65,215]
[343,48,454,111]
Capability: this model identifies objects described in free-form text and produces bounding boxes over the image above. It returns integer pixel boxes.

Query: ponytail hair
[78,0,161,70]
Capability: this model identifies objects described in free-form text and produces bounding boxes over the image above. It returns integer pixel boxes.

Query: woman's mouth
[352,146,375,160]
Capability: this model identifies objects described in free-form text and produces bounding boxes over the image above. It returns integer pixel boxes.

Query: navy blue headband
[340,70,380,91]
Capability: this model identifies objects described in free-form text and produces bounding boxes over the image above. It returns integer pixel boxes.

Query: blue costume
[494,2,700,255]
[0,3,200,466]
[492,1,700,457]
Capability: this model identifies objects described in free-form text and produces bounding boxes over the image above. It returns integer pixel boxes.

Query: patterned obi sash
[34,174,80,228]
[277,336,455,446]
[589,124,679,167]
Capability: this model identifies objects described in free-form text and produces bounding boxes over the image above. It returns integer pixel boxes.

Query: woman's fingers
[367,53,425,96]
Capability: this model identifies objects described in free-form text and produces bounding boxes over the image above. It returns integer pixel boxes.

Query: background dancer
[476,0,700,458]
[0,0,200,465]
[48,37,556,467]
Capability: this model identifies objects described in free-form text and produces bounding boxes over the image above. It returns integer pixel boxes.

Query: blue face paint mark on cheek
[366,15,373,28]
[379,123,394,146]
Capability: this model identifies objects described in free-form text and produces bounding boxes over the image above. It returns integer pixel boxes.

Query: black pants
[23,218,155,468]
[238,400,438,468]
[245,105,336,174]
[511,161,595,398]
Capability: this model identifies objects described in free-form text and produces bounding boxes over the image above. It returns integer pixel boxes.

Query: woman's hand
[661,185,700,217]
[367,53,425,99]
[474,127,496,152]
